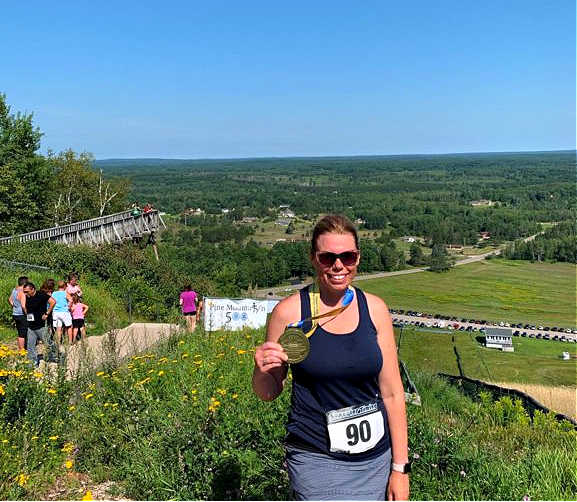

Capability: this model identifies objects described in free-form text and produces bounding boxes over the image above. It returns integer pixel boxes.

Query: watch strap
[392,462,411,473]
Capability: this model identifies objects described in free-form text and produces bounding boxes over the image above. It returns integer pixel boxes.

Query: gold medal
[279,327,310,364]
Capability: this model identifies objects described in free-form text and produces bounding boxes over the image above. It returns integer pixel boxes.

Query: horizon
[94,148,575,162]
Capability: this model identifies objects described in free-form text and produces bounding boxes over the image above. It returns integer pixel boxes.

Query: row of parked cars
[512,331,576,342]
[390,309,577,342]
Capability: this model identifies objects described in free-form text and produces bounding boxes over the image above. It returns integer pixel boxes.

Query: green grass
[396,328,576,387]
[1,326,575,500]
[362,259,576,328]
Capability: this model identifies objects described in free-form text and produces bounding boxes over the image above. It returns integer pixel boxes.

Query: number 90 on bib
[326,401,385,454]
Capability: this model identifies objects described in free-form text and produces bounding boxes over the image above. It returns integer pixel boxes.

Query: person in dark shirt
[23,282,57,366]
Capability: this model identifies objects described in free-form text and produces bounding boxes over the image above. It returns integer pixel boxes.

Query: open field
[363,259,576,328]
[396,328,576,389]
[493,382,576,419]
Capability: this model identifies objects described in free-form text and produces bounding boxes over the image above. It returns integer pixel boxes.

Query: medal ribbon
[288,284,355,338]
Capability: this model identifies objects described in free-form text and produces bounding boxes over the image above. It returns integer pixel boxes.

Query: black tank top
[286,286,391,460]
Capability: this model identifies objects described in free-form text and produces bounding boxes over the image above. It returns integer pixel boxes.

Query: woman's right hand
[254,341,288,373]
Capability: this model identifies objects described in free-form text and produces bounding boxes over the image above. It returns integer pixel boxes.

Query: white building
[485,327,514,352]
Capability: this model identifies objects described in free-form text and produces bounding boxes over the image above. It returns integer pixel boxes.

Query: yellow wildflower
[47,388,57,394]
[96,371,105,377]
[16,474,29,486]
[232,393,239,399]
[190,389,197,395]
[82,490,93,501]
[1,439,9,444]
[49,436,59,441]
[69,405,76,411]
[31,436,39,440]
[0,384,5,396]
[136,377,151,386]
[217,388,226,396]
[65,459,74,469]
[178,340,185,345]
[237,349,247,355]
[84,393,94,400]
[61,442,74,453]
[182,353,189,359]
[157,370,165,376]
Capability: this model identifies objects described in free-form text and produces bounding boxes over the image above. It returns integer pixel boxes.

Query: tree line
[500,222,576,263]
[0,94,130,237]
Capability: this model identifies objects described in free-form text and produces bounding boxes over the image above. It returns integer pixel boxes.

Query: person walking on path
[52,281,73,344]
[70,293,89,342]
[253,214,410,501]
[22,282,57,367]
[66,273,83,298]
[179,285,198,332]
[8,276,28,351]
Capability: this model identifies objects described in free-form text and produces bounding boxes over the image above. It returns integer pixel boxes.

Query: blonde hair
[310,214,359,254]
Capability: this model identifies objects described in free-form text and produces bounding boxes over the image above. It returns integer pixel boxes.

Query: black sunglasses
[316,250,359,267]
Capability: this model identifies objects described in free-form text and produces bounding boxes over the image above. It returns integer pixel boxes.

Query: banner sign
[203,297,268,331]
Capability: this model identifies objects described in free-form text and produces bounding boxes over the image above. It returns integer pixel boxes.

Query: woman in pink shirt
[179,285,198,332]
[66,273,83,298]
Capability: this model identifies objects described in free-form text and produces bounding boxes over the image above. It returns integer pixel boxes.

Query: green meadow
[362,259,576,328]
[396,328,576,388]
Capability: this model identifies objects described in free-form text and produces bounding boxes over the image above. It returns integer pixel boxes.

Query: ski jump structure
[0,210,165,246]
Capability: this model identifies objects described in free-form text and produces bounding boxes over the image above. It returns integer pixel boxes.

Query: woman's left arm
[366,293,409,501]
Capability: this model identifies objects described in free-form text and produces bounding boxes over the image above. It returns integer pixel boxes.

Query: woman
[252,214,409,501]
[40,278,56,337]
[179,284,198,332]
[66,273,83,298]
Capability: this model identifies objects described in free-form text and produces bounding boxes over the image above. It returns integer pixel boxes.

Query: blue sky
[2,1,575,158]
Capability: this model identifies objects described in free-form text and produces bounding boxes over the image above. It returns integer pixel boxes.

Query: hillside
[0,325,574,500]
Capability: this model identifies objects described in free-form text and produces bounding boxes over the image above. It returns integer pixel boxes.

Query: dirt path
[63,322,180,379]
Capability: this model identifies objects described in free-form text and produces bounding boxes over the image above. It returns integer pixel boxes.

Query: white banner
[203,297,268,331]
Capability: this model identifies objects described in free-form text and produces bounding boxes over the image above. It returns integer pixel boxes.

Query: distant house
[276,218,292,227]
[186,208,205,216]
[471,199,494,207]
[401,236,417,243]
[241,217,259,223]
[355,218,366,226]
[221,208,230,214]
[280,209,295,219]
[479,232,491,240]
[485,327,514,352]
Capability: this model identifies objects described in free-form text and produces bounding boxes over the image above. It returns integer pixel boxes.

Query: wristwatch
[392,462,411,474]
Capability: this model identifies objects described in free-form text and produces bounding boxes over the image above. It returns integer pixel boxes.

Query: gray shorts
[286,445,392,501]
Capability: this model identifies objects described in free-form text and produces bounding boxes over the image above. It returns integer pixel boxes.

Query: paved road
[254,248,501,297]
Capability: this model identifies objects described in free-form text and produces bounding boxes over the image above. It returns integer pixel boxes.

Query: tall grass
[493,381,577,419]
[0,326,575,500]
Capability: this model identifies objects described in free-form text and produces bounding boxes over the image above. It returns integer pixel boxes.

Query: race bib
[26,313,34,322]
[326,401,385,454]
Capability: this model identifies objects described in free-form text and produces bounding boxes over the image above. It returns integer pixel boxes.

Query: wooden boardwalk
[0,210,164,246]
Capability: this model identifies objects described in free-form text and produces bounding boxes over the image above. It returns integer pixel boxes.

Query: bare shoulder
[361,290,392,332]
[363,291,389,313]
[271,292,301,325]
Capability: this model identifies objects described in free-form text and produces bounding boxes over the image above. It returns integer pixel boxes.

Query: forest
[98,151,575,247]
